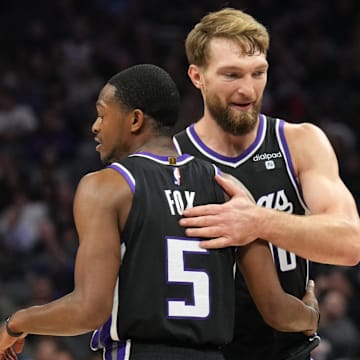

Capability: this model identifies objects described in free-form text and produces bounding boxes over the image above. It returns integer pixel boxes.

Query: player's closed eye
[253,71,266,77]
[224,73,241,80]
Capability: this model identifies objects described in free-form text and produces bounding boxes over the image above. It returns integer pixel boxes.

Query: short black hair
[108,64,180,129]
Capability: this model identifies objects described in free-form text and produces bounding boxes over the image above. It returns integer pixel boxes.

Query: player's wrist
[310,307,320,330]
[5,315,23,337]
[254,206,272,239]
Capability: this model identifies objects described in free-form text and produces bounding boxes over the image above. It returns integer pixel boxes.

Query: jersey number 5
[166,238,210,318]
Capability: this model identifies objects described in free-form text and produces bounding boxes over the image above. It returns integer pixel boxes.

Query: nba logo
[265,160,275,170]
[173,167,181,186]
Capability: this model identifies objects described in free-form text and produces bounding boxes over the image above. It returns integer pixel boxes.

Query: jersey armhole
[108,162,136,193]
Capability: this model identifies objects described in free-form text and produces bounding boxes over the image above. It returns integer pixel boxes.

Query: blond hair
[185,8,269,67]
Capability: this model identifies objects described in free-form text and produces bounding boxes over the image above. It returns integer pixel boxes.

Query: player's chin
[100,153,112,166]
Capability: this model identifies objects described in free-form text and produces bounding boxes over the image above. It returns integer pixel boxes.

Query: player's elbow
[325,220,360,266]
[257,302,286,331]
[261,310,292,332]
[351,228,360,265]
[261,308,303,332]
[333,247,360,266]
[345,250,360,266]
[77,299,113,330]
[264,314,301,332]
[258,301,301,332]
[342,222,360,265]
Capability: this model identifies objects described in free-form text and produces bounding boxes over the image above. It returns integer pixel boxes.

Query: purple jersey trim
[90,328,100,350]
[186,114,266,167]
[278,120,301,190]
[90,316,113,351]
[214,164,222,176]
[187,114,265,163]
[102,340,128,360]
[91,319,130,359]
[108,163,136,193]
[129,152,194,165]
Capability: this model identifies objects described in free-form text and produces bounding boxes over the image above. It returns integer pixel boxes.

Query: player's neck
[134,136,179,157]
[194,116,260,157]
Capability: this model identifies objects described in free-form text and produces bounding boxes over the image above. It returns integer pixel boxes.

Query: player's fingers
[182,204,222,217]
[184,225,222,238]
[179,213,219,227]
[200,237,230,249]
[4,348,17,360]
[13,339,24,354]
[306,279,315,293]
[215,175,244,197]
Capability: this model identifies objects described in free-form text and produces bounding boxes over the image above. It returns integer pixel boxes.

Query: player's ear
[130,109,145,132]
[188,65,203,89]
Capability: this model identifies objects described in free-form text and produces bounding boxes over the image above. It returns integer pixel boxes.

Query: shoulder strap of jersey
[173,128,190,155]
[108,161,136,193]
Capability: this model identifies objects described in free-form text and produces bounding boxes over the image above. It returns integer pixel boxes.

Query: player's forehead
[206,37,268,69]
[96,84,117,109]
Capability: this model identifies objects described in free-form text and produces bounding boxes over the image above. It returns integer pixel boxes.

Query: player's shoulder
[80,167,125,185]
[77,167,131,202]
[283,121,330,147]
[264,115,326,143]
[281,120,337,173]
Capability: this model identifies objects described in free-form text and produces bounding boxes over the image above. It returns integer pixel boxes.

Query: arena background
[0,1,359,359]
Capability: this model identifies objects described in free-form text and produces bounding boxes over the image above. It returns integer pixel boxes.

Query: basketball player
[0,64,319,360]
[174,7,360,360]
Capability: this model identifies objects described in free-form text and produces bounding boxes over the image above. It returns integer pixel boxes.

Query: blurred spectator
[0,190,48,254]
[32,336,59,360]
[321,119,360,210]
[318,289,360,358]
[0,85,38,141]
[0,152,22,212]
[311,337,333,360]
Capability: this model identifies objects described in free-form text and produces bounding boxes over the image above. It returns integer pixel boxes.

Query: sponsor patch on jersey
[252,151,283,171]
[252,151,282,162]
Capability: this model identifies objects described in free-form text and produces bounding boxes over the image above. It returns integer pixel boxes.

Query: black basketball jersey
[174,114,310,360]
[90,152,235,356]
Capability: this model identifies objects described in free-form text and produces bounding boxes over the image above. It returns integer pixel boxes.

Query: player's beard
[207,92,262,135]
[100,148,119,166]
[102,147,130,166]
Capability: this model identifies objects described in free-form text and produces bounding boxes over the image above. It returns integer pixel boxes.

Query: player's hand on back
[180,174,259,248]
[302,279,320,336]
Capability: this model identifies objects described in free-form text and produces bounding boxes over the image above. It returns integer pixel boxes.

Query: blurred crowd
[0,0,359,359]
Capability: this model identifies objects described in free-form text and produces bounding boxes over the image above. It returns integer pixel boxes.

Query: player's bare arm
[180,123,360,265]
[256,122,360,264]
[0,168,131,339]
[238,240,319,336]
